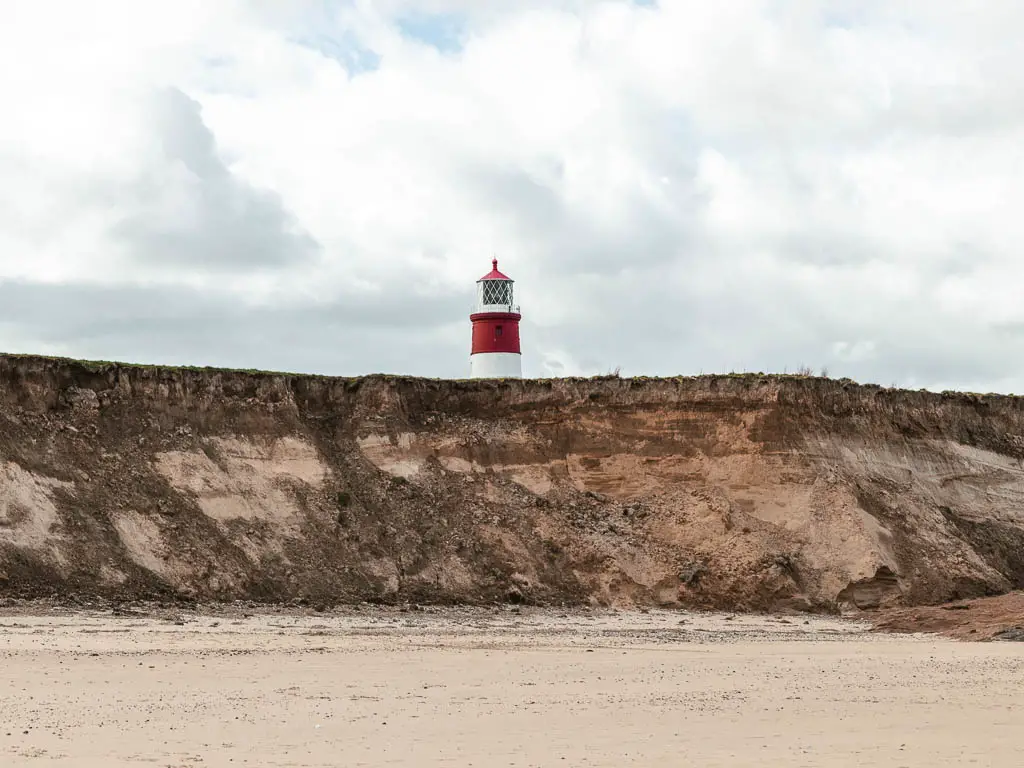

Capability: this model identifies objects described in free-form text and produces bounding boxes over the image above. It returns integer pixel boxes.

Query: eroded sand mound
[873,591,1024,640]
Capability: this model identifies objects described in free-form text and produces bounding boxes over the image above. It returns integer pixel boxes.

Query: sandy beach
[2,604,1021,767]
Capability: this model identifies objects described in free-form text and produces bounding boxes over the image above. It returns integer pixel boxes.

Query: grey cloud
[767,233,886,268]
[460,162,694,277]
[523,254,1024,392]
[463,164,566,236]
[0,279,466,377]
[2,261,1021,393]
[110,88,319,271]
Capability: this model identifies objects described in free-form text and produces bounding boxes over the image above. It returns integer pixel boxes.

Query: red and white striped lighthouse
[469,258,522,378]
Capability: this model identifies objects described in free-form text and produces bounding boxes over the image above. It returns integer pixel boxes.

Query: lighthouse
[469,258,522,378]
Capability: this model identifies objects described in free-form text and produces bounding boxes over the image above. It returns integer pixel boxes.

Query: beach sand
[2,605,1021,766]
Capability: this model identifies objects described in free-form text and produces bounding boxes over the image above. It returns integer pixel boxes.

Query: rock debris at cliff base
[2,353,1024,615]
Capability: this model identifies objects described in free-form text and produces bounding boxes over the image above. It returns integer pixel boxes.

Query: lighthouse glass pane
[481,280,512,306]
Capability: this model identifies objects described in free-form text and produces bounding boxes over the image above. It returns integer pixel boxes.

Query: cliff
[2,353,1024,613]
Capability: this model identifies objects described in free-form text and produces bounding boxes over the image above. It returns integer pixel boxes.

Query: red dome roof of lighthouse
[479,258,512,281]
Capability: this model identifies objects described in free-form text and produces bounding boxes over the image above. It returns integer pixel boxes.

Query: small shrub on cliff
[336,491,351,507]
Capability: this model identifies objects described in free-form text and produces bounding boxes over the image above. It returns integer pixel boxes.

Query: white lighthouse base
[470,352,522,379]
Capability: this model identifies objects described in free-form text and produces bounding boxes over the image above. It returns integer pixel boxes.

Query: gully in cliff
[469,257,522,379]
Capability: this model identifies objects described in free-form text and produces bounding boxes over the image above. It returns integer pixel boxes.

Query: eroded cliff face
[2,354,1024,613]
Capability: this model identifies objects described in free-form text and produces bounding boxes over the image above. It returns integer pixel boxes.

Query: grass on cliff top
[2,352,824,382]
[0,352,324,379]
[0,351,1014,399]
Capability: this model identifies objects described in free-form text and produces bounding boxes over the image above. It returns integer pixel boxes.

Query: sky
[1,0,1023,391]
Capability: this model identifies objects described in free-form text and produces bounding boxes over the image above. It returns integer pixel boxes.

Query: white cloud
[0,0,1023,388]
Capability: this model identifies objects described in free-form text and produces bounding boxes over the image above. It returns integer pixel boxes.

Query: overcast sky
[2,1,1023,391]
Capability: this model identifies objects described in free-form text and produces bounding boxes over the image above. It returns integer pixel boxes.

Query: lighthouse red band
[469,258,522,378]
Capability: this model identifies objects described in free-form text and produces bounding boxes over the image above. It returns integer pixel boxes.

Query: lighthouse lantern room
[469,258,522,379]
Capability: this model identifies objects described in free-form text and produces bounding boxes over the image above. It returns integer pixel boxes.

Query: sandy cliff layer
[2,354,1024,612]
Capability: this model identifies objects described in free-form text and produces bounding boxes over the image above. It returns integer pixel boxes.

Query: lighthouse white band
[470,352,522,379]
